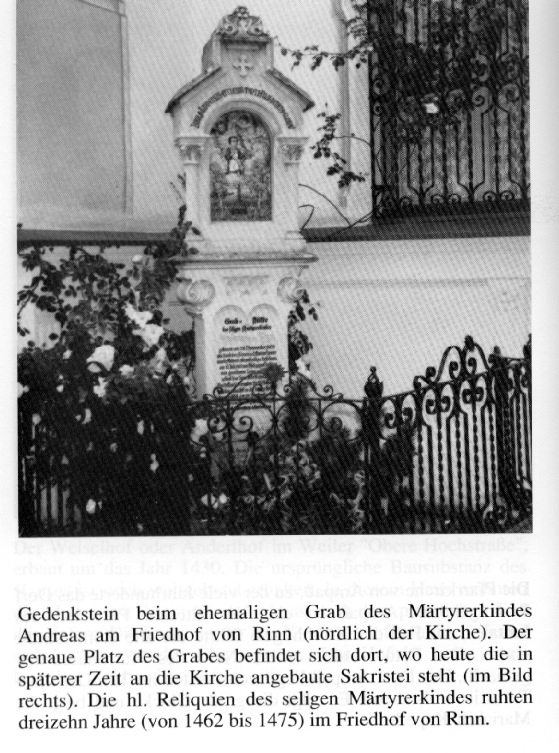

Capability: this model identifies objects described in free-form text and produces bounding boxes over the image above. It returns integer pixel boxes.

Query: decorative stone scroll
[217,6,268,41]
[277,276,306,304]
[176,279,216,313]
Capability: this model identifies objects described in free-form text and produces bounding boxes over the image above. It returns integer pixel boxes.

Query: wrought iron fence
[18,336,531,536]
[367,0,529,217]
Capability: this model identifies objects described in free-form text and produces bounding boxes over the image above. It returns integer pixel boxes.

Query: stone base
[175,250,316,398]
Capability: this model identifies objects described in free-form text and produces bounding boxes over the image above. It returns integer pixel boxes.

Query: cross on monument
[233,54,254,77]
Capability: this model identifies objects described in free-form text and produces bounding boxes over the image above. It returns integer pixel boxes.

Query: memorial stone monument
[166,6,316,398]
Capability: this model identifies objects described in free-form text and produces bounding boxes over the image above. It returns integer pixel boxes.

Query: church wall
[17,0,131,229]
[18,235,530,398]
[303,236,531,395]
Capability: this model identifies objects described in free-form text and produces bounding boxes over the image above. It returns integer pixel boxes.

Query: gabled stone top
[165,6,314,116]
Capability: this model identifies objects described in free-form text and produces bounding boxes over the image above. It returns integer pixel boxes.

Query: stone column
[175,136,210,234]
[278,136,308,244]
[175,276,216,392]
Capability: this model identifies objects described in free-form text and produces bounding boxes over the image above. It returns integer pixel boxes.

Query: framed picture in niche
[209,110,272,222]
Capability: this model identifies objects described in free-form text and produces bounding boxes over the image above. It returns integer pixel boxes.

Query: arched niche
[167,5,314,253]
[208,109,273,222]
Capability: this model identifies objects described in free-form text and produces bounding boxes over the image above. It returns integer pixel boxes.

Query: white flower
[119,364,134,377]
[134,323,164,348]
[150,454,159,473]
[151,347,168,374]
[56,384,64,393]
[296,357,311,378]
[32,414,41,426]
[87,344,115,372]
[76,408,92,425]
[17,383,29,398]
[191,418,209,443]
[85,499,97,515]
[200,493,229,509]
[137,420,145,435]
[125,303,152,328]
[93,378,107,399]
[63,350,72,360]
[424,101,439,114]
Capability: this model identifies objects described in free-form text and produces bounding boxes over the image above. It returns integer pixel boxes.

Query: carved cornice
[176,279,216,312]
[175,136,208,164]
[282,144,304,163]
[225,275,270,297]
[278,137,308,164]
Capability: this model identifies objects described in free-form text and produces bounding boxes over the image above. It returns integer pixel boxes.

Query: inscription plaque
[215,304,280,397]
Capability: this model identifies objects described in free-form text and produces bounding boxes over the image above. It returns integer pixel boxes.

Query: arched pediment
[165,6,314,134]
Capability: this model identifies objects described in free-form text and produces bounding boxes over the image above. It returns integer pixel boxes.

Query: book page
[2,1,558,751]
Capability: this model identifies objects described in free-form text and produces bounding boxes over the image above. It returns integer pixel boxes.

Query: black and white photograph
[17,0,531,537]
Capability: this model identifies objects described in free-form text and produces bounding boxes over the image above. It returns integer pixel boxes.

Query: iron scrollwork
[367,0,529,217]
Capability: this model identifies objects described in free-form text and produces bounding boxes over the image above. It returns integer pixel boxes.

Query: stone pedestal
[176,251,315,397]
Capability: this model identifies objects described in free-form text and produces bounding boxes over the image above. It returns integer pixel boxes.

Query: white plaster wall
[17,0,130,228]
[302,236,531,396]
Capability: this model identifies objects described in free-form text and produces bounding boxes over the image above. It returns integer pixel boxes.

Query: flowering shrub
[17,207,322,534]
[17,211,201,531]
[18,210,198,412]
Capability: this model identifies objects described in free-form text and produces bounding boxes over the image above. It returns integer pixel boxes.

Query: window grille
[366,0,529,218]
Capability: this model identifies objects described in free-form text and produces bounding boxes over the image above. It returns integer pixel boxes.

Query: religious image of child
[224,135,250,176]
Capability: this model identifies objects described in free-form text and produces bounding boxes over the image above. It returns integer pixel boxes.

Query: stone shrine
[167,6,316,397]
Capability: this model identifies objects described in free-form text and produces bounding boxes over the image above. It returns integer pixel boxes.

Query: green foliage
[288,288,319,374]
[18,208,198,406]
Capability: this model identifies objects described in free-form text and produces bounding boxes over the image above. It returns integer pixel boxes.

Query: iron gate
[19,336,531,536]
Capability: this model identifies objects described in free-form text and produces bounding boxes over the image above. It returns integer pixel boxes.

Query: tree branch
[298,183,352,225]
